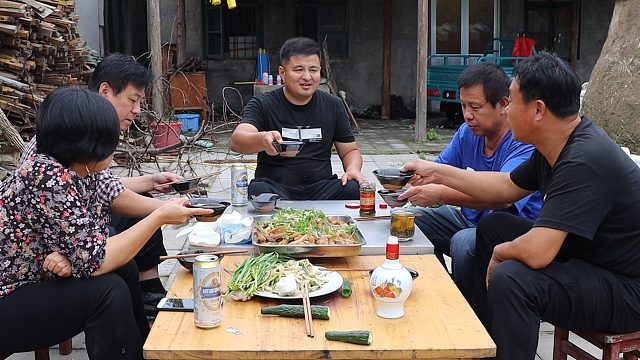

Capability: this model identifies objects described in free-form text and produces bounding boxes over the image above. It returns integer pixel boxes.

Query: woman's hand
[157,197,214,224]
[43,251,72,278]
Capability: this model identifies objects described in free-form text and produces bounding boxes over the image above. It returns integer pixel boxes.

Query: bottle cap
[345,202,360,209]
[386,236,400,260]
[379,203,388,209]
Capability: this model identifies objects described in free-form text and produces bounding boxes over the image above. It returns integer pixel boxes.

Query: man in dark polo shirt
[230,37,364,200]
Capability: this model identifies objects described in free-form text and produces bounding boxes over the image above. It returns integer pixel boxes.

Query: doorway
[524,0,580,63]
[104,0,149,59]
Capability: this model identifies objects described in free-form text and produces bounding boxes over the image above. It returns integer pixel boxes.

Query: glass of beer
[390,209,415,241]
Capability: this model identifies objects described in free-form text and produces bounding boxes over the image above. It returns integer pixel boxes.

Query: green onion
[226,252,291,301]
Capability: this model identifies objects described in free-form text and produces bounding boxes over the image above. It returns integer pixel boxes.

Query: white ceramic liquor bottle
[369,236,413,318]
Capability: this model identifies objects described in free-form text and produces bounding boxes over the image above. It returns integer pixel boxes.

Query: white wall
[74,0,103,54]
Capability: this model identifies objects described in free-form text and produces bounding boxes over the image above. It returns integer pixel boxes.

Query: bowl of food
[378,189,408,208]
[272,140,305,157]
[188,198,230,222]
[169,178,200,194]
[176,249,222,271]
[373,168,414,190]
[249,193,280,213]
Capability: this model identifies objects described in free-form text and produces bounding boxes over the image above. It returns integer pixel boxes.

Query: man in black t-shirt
[230,37,364,200]
[401,53,640,359]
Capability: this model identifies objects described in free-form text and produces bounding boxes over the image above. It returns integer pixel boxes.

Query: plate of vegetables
[226,253,343,301]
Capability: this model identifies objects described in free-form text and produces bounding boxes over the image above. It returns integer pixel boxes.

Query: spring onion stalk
[226,252,290,301]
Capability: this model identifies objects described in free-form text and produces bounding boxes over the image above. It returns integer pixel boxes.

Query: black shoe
[141,290,165,317]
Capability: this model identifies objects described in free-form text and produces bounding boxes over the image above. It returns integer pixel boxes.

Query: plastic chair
[553,327,640,360]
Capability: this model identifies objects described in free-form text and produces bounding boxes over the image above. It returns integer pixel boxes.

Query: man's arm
[487,227,566,283]
[401,183,515,209]
[334,141,364,184]
[230,123,282,155]
[402,160,530,204]
[110,188,165,217]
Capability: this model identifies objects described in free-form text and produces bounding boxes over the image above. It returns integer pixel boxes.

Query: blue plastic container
[173,114,200,133]
[256,52,269,81]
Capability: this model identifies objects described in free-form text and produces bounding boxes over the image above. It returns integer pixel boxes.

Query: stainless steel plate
[252,214,366,257]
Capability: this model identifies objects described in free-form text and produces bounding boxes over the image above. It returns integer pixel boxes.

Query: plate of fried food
[252,208,366,257]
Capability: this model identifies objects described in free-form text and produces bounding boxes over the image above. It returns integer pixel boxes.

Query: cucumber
[341,279,352,298]
[260,304,330,320]
[325,330,372,345]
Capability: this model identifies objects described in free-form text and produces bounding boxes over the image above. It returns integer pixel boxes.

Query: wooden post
[381,0,391,120]
[0,108,25,154]
[176,0,187,65]
[570,0,581,68]
[147,0,164,117]
[414,0,428,142]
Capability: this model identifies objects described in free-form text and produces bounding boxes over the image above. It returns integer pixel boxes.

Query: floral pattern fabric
[20,136,126,204]
[0,153,123,296]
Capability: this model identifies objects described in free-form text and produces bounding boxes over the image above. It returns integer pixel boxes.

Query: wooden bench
[1,338,72,360]
[553,327,640,360]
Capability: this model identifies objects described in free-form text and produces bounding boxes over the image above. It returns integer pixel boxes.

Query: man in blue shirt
[398,62,542,307]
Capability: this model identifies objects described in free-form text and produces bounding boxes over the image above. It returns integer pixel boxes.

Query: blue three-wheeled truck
[427,38,536,124]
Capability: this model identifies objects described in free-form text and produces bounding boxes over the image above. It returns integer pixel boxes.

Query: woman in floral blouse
[0,88,211,359]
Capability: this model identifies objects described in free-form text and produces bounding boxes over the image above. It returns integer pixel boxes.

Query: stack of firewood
[0,0,94,133]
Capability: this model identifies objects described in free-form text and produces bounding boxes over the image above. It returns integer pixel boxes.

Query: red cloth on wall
[512,36,536,57]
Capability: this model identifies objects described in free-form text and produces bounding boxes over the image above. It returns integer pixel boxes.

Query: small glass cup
[389,209,415,242]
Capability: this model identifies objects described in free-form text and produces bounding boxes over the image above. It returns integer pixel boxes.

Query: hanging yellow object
[227,0,236,9]
[210,0,221,5]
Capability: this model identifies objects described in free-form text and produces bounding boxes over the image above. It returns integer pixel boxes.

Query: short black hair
[512,52,581,118]
[87,53,152,95]
[279,37,322,65]
[36,87,120,167]
[457,62,510,107]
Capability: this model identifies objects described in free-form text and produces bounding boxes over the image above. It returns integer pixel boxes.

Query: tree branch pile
[0,0,95,144]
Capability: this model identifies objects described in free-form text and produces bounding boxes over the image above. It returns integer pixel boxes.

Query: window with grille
[295,0,349,59]
[203,1,262,59]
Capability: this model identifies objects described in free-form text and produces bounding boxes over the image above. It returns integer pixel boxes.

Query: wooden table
[144,255,495,359]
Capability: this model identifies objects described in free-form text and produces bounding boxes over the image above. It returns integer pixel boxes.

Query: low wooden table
[144,255,495,359]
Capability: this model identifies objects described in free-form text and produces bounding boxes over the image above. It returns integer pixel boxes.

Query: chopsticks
[354,212,422,221]
[302,281,314,338]
[354,215,390,221]
[318,267,373,272]
[159,249,248,261]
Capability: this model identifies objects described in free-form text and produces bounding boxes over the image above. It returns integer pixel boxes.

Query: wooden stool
[1,338,72,360]
[553,327,640,360]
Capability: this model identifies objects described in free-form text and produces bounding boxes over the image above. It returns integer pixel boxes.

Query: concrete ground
[6,117,602,359]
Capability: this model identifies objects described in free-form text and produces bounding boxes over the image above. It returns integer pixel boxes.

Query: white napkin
[187,222,221,247]
[217,211,253,244]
